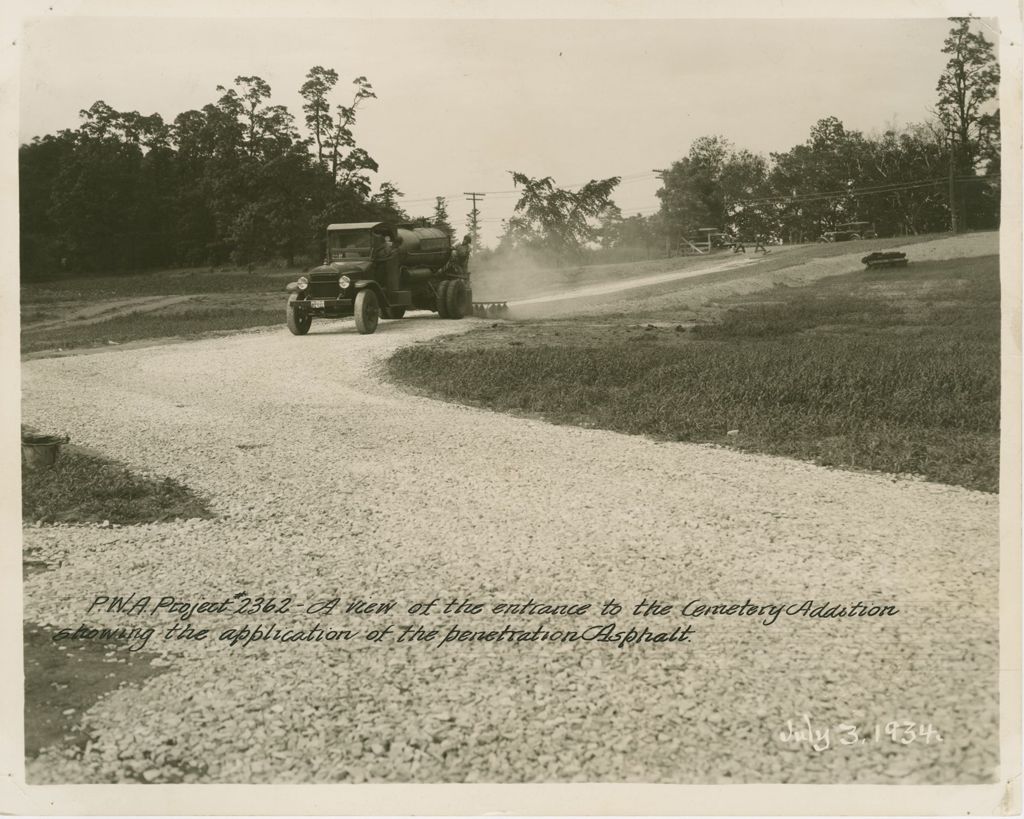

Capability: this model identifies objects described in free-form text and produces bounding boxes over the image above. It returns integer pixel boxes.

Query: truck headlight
[339,275,351,289]
[297,276,308,291]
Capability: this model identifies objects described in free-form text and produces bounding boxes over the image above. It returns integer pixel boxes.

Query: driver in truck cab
[372,233,395,260]
[372,232,402,291]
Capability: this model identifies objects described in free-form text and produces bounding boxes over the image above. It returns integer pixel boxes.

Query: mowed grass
[21,303,283,354]
[387,255,1000,491]
[21,265,300,302]
[22,446,213,524]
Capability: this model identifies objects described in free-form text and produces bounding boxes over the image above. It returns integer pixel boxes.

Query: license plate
[311,300,325,309]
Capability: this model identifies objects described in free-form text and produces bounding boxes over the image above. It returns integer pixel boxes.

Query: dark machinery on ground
[286,221,476,336]
[471,301,509,318]
[861,251,908,270]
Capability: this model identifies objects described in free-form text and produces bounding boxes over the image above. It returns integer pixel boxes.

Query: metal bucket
[22,433,68,469]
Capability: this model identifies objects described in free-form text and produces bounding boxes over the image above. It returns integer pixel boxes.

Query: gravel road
[517,231,999,318]
[21,248,999,784]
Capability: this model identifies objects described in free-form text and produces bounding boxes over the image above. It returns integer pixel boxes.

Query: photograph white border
[0,0,1019,814]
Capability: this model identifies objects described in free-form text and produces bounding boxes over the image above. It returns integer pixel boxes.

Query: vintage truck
[817,221,878,243]
[286,221,472,335]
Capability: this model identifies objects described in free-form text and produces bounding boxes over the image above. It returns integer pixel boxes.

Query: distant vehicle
[818,222,877,243]
[285,221,472,336]
[687,230,733,251]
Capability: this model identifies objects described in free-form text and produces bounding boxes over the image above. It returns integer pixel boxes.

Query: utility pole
[652,169,670,256]
[948,132,960,234]
[463,192,486,247]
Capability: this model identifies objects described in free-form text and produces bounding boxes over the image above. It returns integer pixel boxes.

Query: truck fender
[285,281,299,292]
[353,280,390,308]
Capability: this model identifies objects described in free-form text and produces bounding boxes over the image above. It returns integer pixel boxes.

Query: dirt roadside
[22,295,201,332]
[509,231,998,319]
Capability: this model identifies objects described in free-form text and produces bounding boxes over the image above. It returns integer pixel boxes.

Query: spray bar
[472,301,510,318]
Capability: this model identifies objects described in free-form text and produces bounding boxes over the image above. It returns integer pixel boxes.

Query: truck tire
[447,280,467,319]
[436,281,451,318]
[286,293,312,336]
[388,307,406,320]
[354,289,380,335]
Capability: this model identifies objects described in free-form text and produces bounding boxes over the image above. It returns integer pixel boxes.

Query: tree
[936,17,1000,228]
[300,66,338,167]
[19,69,384,278]
[595,209,664,258]
[326,76,377,184]
[433,196,453,236]
[861,125,949,235]
[371,181,407,222]
[505,172,621,262]
[719,149,772,237]
[937,18,999,167]
[20,131,78,272]
[656,136,732,240]
[658,136,779,244]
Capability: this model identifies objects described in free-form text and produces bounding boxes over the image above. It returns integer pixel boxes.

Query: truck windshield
[328,230,372,259]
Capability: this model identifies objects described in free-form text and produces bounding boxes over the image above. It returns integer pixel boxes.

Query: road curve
[21,311,998,784]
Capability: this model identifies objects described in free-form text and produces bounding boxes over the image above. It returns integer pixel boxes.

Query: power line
[407,172,996,225]
[734,177,946,207]
[399,171,659,206]
[397,166,996,211]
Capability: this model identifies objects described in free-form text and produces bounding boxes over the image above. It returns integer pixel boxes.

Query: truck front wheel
[354,289,380,334]
[446,280,468,319]
[436,281,451,318]
[286,293,312,336]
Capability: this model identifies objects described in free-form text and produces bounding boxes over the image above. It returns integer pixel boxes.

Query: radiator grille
[308,281,340,299]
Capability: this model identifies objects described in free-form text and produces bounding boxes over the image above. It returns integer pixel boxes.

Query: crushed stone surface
[22,299,999,784]
[524,231,999,318]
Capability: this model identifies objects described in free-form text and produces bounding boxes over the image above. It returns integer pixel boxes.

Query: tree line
[20,18,1000,278]
[19,68,445,279]
[495,17,1000,262]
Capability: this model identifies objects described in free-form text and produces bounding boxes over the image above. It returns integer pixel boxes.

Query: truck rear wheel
[436,281,451,318]
[286,293,312,336]
[446,280,468,319]
[388,307,406,319]
[354,289,380,335]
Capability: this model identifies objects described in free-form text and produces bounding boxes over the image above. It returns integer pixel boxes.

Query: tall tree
[299,66,338,167]
[433,196,453,235]
[936,17,1000,228]
[506,172,620,262]
[937,18,1000,168]
[327,76,377,184]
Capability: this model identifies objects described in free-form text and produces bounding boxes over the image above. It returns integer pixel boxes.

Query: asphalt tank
[393,226,451,272]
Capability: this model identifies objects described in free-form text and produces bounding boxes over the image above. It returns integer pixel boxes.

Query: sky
[18,14,968,244]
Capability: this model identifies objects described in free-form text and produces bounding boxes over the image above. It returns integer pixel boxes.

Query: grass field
[22,446,213,524]
[388,255,1000,491]
[21,265,300,301]
[21,302,283,354]
[20,234,952,355]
